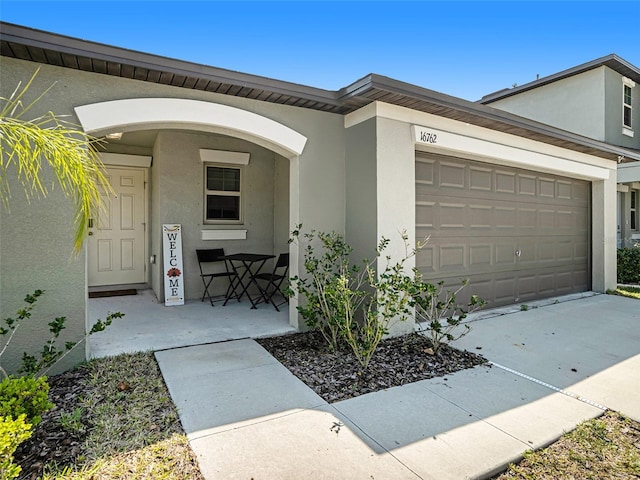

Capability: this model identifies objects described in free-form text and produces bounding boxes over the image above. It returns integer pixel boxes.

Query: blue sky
[2,1,639,100]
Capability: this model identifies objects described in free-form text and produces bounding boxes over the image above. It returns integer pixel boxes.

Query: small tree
[412,278,485,355]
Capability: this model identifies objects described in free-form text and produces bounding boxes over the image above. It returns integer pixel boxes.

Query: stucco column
[375,117,417,336]
[592,169,618,292]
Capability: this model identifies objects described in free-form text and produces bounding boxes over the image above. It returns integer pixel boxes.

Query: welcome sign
[162,224,185,306]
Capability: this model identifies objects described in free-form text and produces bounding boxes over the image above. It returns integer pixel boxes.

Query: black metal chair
[196,248,238,306]
[254,253,289,311]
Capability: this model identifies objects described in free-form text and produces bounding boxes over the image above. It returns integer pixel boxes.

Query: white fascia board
[100,152,152,168]
[346,101,615,178]
[412,125,609,180]
[76,98,307,157]
[618,162,640,183]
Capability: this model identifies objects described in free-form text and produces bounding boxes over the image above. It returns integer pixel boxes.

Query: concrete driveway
[155,293,640,480]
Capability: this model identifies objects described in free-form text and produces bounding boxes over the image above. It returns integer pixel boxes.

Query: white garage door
[415,153,591,307]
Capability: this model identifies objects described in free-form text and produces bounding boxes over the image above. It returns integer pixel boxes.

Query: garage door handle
[515,250,522,257]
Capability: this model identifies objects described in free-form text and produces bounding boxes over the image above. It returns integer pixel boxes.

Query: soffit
[2,22,639,163]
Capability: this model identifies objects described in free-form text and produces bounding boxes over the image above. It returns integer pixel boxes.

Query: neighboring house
[2,23,639,372]
[480,54,640,248]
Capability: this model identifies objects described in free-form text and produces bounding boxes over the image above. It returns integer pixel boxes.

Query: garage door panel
[470,167,492,191]
[470,205,493,228]
[496,207,517,228]
[416,202,435,228]
[440,161,466,188]
[494,275,517,303]
[538,273,556,295]
[557,180,573,199]
[573,182,590,201]
[441,203,466,228]
[415,159,435,185]
[556,272,574,292]
[574,268,590,290]
[539,177,556,197]
[440,244,466,270]
[517,175,537,196]
[517,275,539,301]
[575,242,589,261]
[556,209,575,229]
[415,152,591,308]
[469,244,492,267]
[495,243,517,265]
[517,208,537,229]
[415,246,435,273]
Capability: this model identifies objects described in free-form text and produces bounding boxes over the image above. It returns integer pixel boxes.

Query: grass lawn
[611,285,640,300]
[28,352,203,479]
[495,411,640,479]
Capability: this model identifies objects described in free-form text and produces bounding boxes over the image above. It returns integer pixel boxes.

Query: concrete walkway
[155,294,640,480]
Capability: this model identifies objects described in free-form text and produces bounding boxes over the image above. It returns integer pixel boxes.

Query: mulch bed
[257,330,488,403]
[15,366,92,479]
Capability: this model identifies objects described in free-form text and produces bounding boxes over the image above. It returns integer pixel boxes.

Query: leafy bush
[289,227,416,369]
[0,375,52,426]
[0,414,32,480]
[0,375,52,480]
[411,278,485,355]
[617,246,640,284]
[1,290,124,377]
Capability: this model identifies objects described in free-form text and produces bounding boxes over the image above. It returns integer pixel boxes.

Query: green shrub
[617,247,640,284]
[1,289,124,378]
[0,375,52,426]
[289,227,417,369]
[0,414,32,480]
[411,279,485,355]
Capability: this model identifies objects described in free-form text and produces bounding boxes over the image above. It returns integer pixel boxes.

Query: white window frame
[622,77,635,136]
[632,190,638,231]
[203,163,244,224]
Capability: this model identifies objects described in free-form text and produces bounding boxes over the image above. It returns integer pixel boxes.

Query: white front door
[88,166,147,286]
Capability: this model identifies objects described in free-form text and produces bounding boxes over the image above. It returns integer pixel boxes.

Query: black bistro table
[222,253,275,309]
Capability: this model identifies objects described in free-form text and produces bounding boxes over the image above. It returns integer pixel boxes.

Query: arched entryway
[76,98,307,328]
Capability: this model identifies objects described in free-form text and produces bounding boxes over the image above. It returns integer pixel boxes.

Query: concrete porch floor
[88,289,295,358]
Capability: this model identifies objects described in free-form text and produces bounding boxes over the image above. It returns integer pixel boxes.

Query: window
[623,84,632,129]
[632,190,638,231]
[204,165,242,223]
[622,77,635,135]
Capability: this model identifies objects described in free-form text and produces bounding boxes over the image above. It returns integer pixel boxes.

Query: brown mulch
[15,366,92,479]
[257,330,488,403]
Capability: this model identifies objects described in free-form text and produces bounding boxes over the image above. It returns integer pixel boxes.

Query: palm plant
[0,69,109,253]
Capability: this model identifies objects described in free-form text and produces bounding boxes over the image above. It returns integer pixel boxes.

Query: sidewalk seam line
[422,382,533,450]
[490,362,608,411]
[331,404,425,480]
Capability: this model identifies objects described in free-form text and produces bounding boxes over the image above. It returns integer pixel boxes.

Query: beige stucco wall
[486,67,607,141]
[1,56,346,342]
[0,60,88,374]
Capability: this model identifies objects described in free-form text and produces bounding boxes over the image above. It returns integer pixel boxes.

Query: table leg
[223,260,252,306]
[244,258,270,309]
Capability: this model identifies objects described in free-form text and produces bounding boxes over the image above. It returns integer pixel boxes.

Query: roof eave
[480,53,640,104]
